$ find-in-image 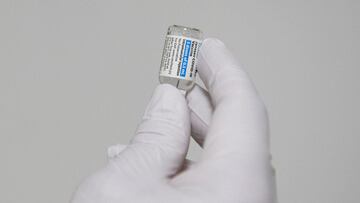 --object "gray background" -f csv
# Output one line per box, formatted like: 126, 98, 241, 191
1, 0, 359, 202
